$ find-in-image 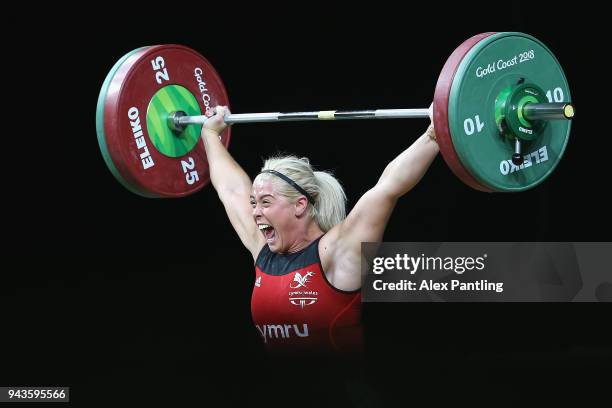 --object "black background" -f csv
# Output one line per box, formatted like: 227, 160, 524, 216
3, 1, 610, 406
